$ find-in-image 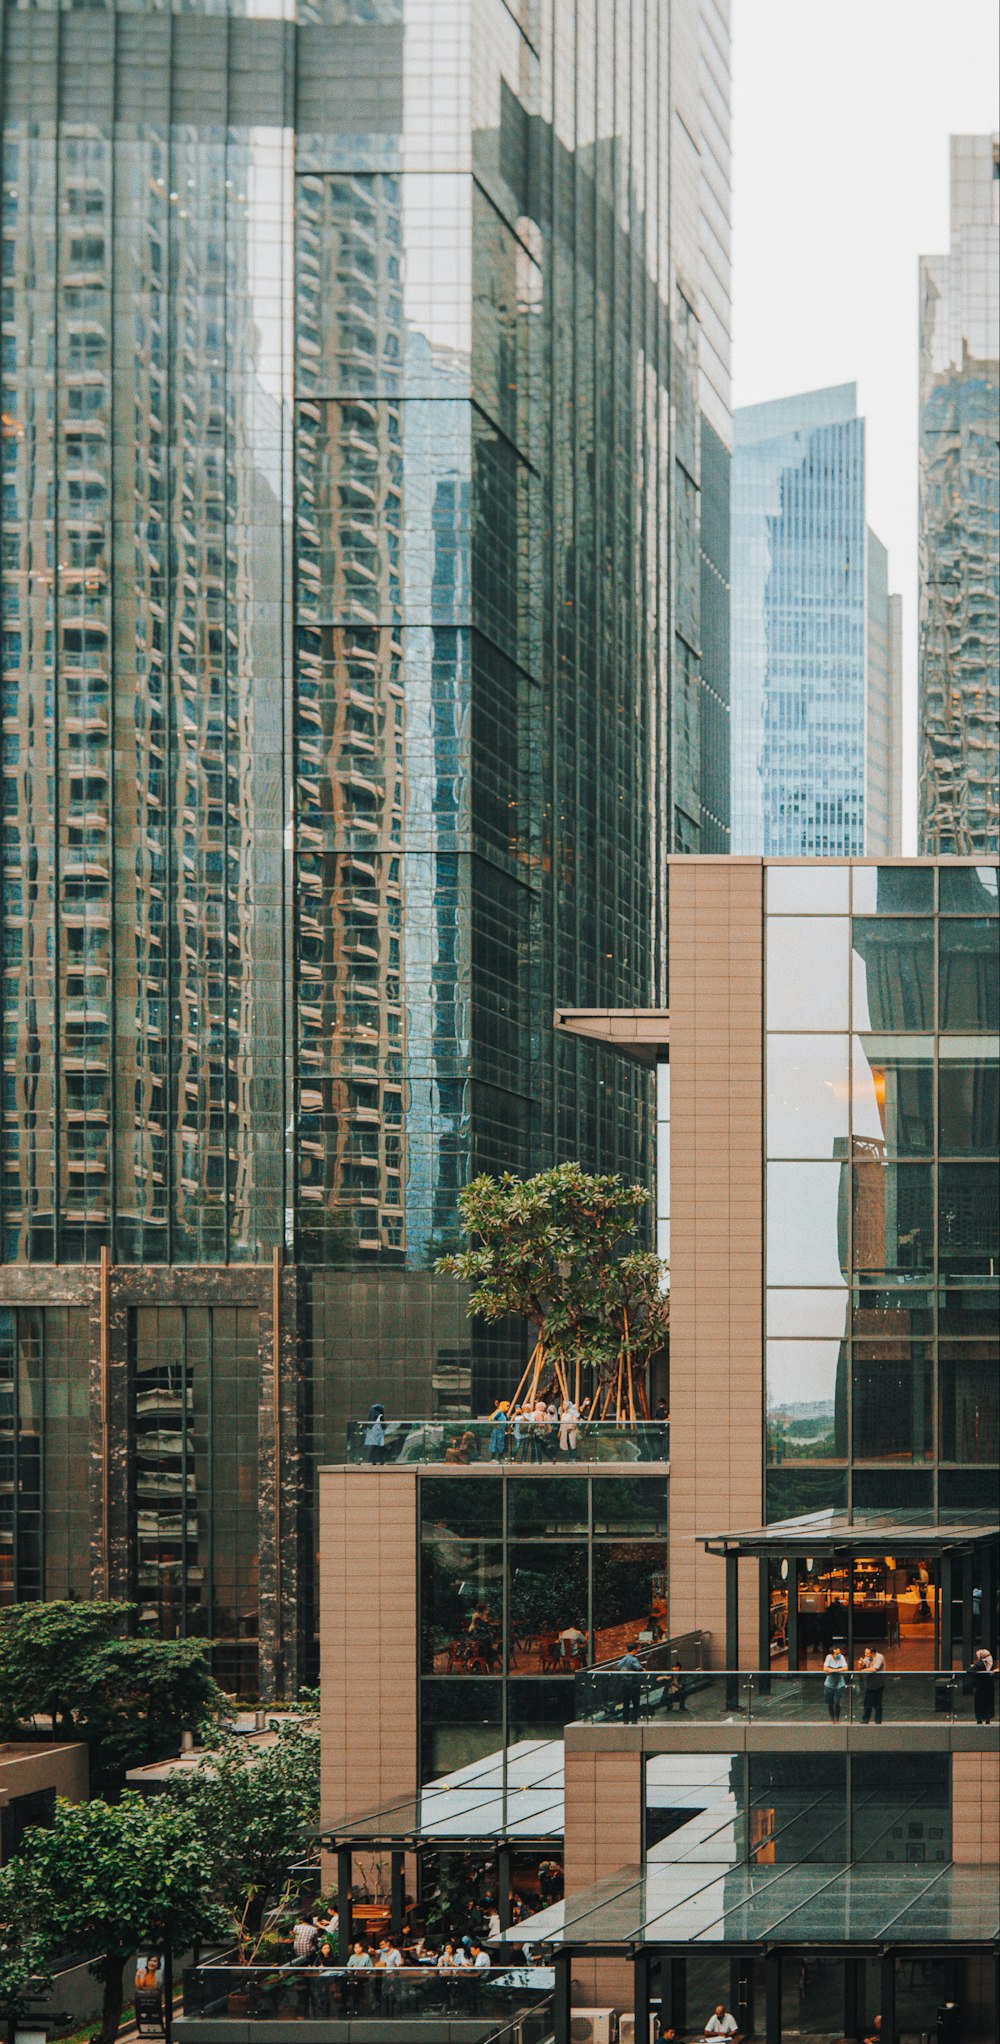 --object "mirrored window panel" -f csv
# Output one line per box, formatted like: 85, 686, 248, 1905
766, 1340, 846, 1462
852, 1343, 933, 1464
766, 1163, 846, 1287
766, 1035, 849, 1158
851, 866, 935, 914
938, 1046, 1000, 1155
938, 1346, 999, 1464
851, 1161, 934, 1279
852, 1036, 934, 1156
851, 919, 935, 1032
766, 919, 850, 1030
938, 919, 1000, 1032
